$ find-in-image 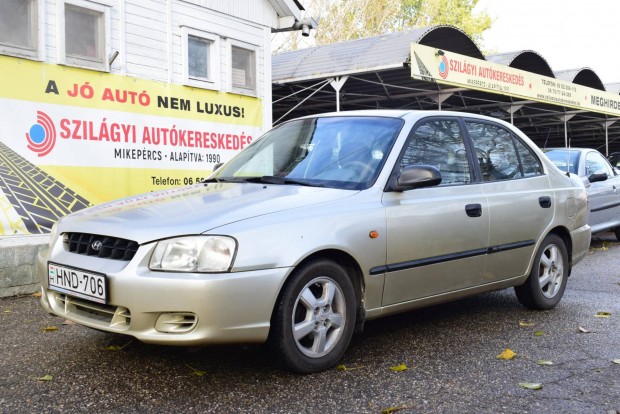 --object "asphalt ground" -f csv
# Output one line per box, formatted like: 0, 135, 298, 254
1, 234, 619, 414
